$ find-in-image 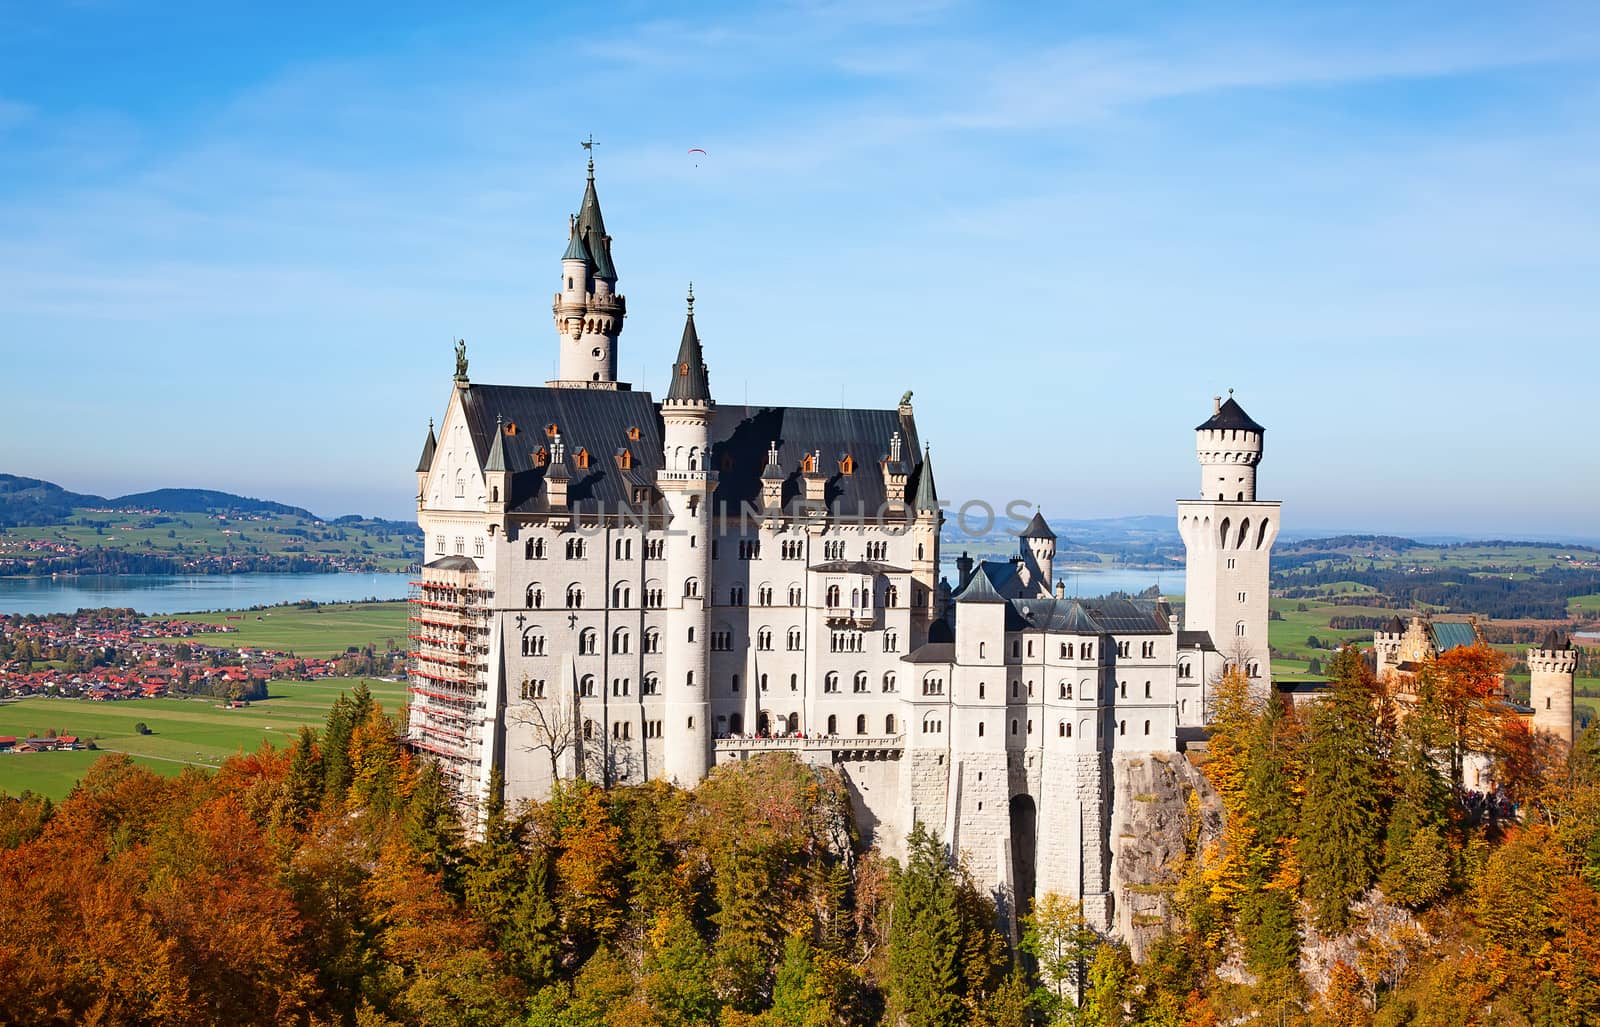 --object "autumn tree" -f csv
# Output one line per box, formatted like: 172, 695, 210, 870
1423, 642, 1510, 792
